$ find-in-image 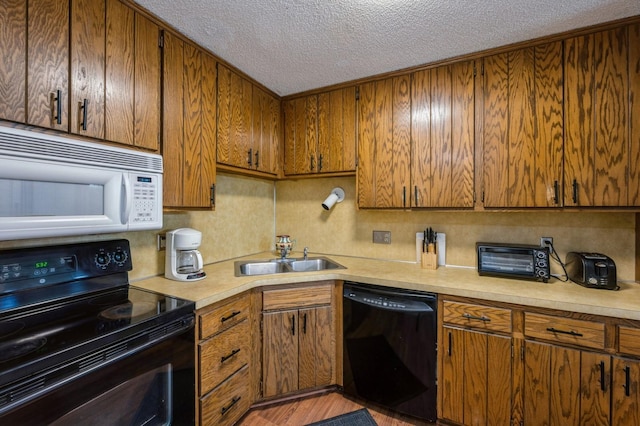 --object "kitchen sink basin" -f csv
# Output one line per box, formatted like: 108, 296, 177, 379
234, 256, 345, 276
